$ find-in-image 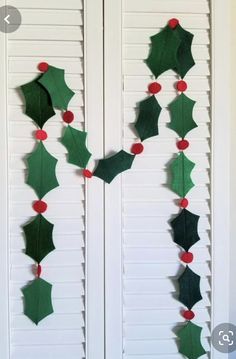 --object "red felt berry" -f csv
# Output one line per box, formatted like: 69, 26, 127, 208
168, 18, 179, 29
38, 62, 49, 72
182, 310, 195, 320
33, 200, 47, 213
35, 129, 48, 141
176, 80, 188, 92
148, 82, 162, 94
181, 252, 194, 264
63, 111, 74, 124
131, 143, 144, 155
37, 264, 42, 277
180, 198, 189, 208
83, 169, 93, 178
177, 139, 189, 150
